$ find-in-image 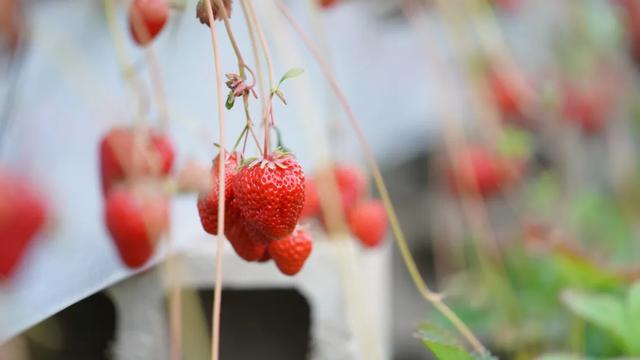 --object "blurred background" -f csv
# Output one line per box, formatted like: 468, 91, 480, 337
1, 0, 640, 359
